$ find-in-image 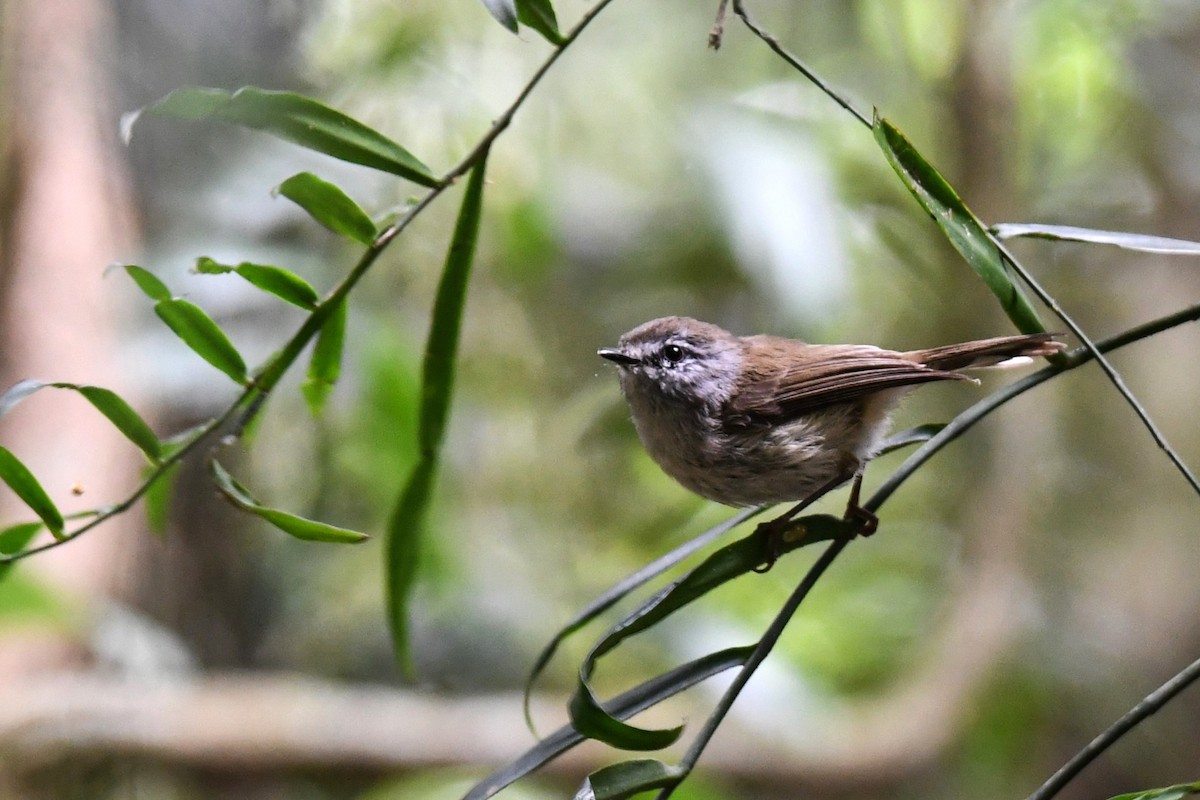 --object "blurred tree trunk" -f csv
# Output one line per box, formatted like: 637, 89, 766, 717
0, 0, 140, 665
